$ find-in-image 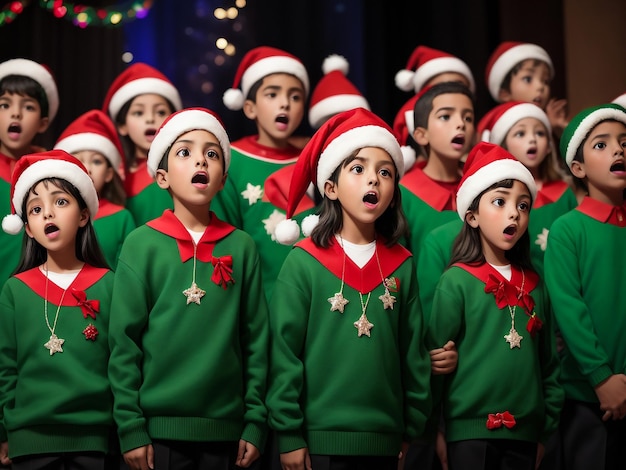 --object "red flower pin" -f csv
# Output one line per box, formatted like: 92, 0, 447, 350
83, 324, 99, 341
